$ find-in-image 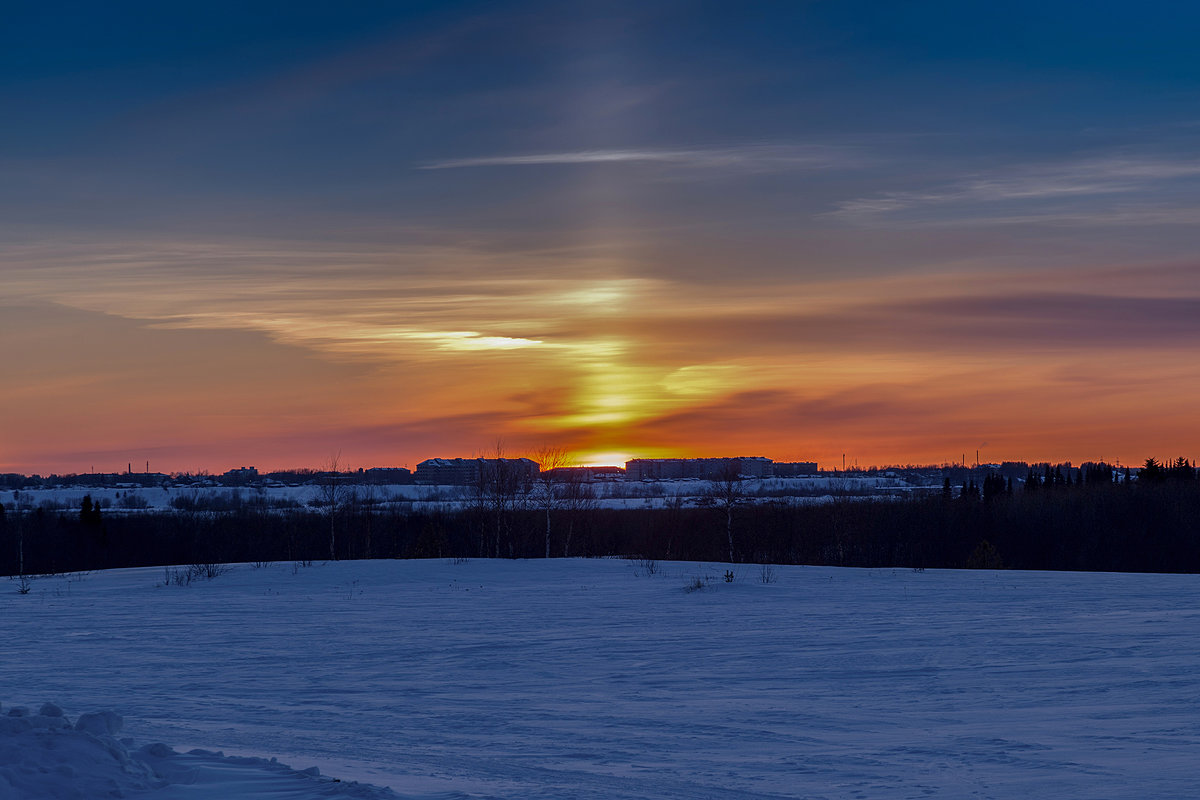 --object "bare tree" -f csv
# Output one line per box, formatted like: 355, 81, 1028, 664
472, 442, 532, 558
560, 470, 596, 558
16, 505, 25, 588
319, 453, 352, 560
358, 481, 378, 559
532, 446, 571, 558
702, 460, 747, 563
